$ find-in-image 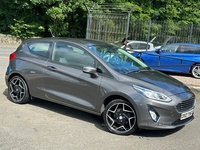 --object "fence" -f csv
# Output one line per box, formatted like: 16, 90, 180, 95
129, 20, 200, 46
85, 3, 133, 45
85, 4, 200, 46
86, 13, 129, 43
